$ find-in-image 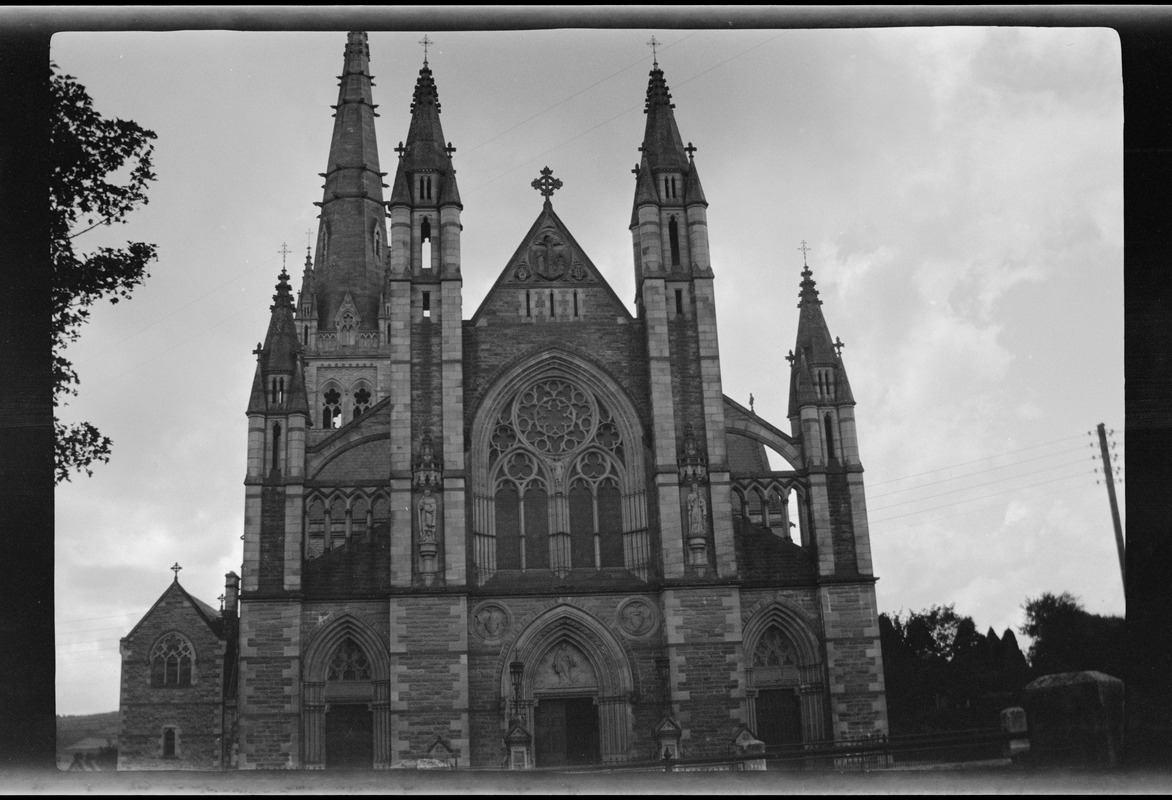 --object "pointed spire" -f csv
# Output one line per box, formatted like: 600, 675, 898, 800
639, 58, 689, 173
248, 265, 308, 416
788, 251, 854, 415
389, 48, 461, 209
312, 31, 389, 329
